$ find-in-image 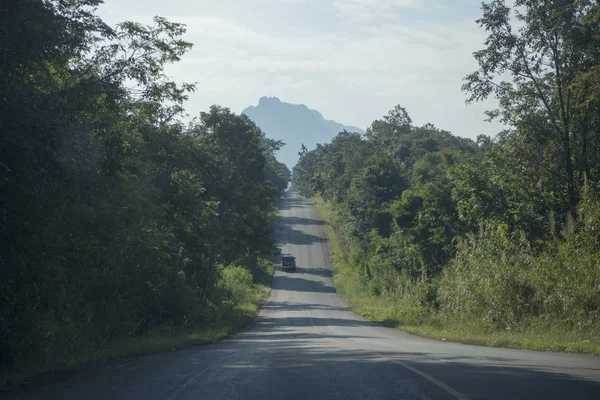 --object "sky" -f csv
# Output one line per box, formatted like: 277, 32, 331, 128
98, 0, 505, 141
